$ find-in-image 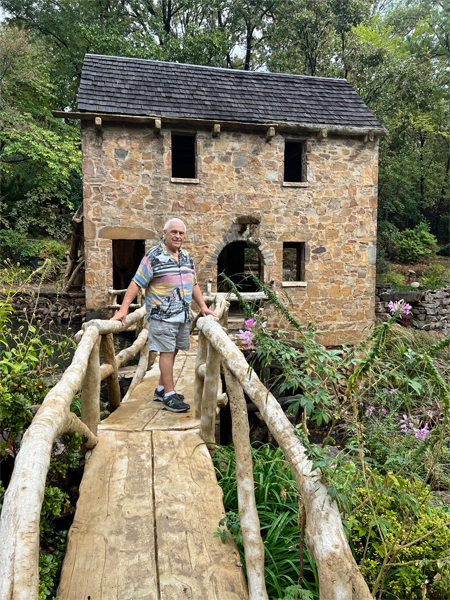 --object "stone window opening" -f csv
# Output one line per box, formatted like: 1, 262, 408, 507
284, 140, 307, 183
171, 133, 196, 179
283, 242, 305, 282
217, 241, 263, 322
113, 239, 145, 303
